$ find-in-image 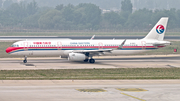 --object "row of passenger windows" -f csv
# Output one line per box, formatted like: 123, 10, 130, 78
29, 45, 120, 47
12, 44, 138, 47
28, 45, 120, 47
29, 45, 56, 47
105, 45, 118, 46
29, 45, 95, 47
124, 44, 138, 46
62, 45, 95, 46
105, 44, 138, 46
